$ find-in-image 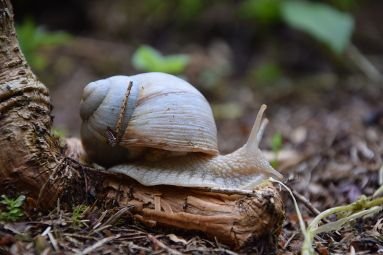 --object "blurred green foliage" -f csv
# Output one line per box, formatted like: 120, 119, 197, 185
0, 195, 25, 222
16, 19, 71, 71
240, 0, 281, 24
252, 62, 283, 86
330, 0, 357, 10
132, 45, 189, 74
281, 1, 354, 54
129, 0, 206, 25
271, 132, 283, 168
240, 0, 354, 54
176, 0, 204, 22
